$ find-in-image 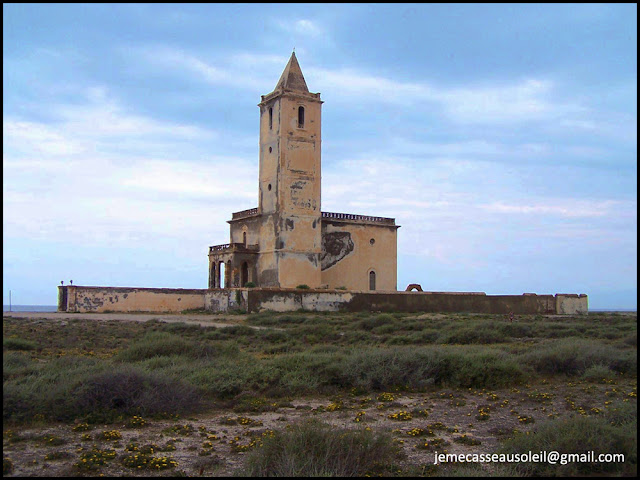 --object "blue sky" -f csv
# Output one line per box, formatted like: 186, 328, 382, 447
3, 3, 637, 309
